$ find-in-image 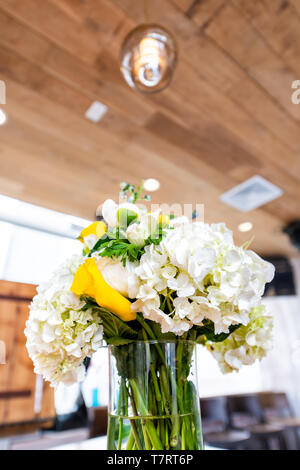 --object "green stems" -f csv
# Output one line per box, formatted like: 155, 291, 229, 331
129, 379, 163, 450
107, 336, 203, 450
